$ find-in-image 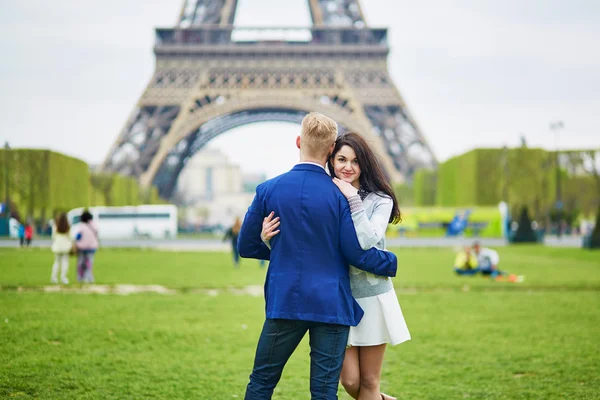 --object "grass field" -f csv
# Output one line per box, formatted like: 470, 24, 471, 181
2, 246, 599, 291
1, 247, 599, 399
